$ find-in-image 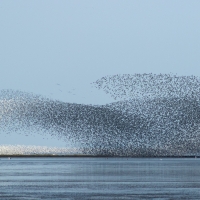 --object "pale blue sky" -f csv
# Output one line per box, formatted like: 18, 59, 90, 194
0, 0, 200, 104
